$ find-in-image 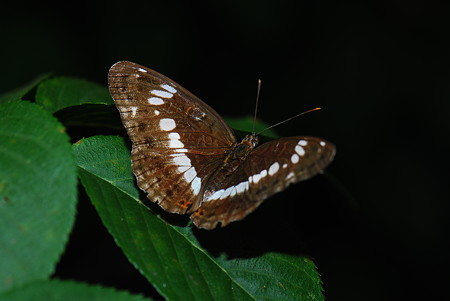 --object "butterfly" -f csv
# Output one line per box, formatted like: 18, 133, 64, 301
108, 61, 335, 230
